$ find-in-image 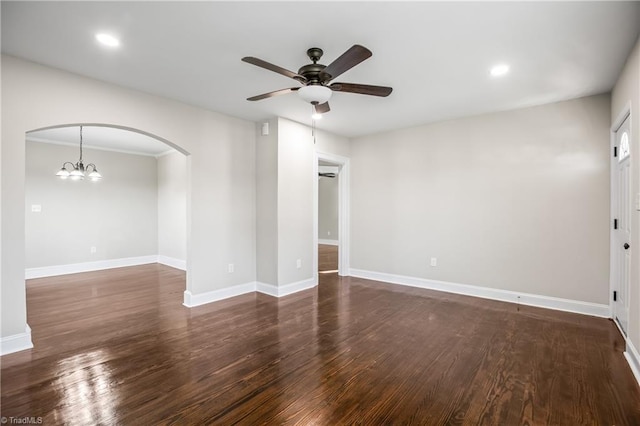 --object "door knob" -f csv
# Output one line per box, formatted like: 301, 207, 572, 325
624, 243, 630, 250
